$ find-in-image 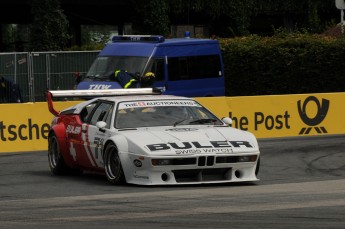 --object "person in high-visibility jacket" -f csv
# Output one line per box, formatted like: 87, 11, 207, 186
114, 70, 138, 88
114, 70, 155, 88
